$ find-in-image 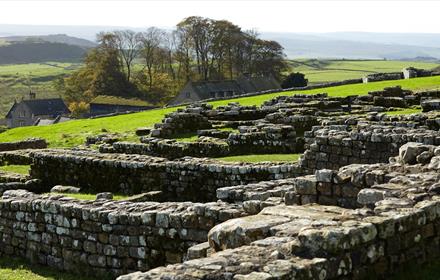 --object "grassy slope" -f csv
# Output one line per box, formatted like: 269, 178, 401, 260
0, 62, 79, 117
0, 257, 100, 280
0, 165, 30, 175
217, 154, 301, 163
211, 75, 440, 107
290, 59, 439, 83
46, 193, 129, 200
1, 75, 439, 147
